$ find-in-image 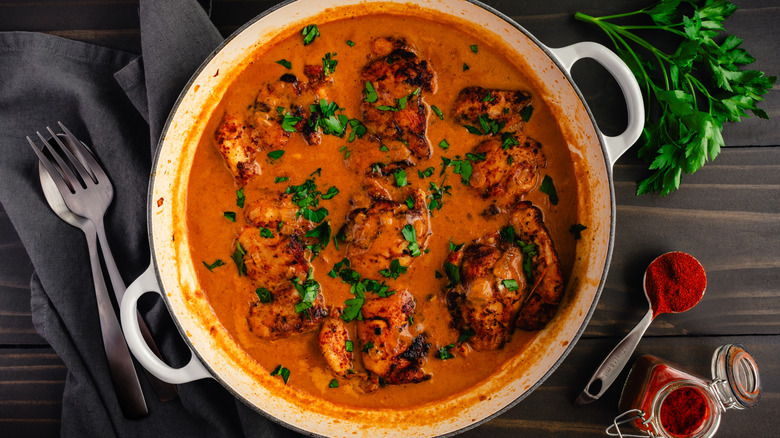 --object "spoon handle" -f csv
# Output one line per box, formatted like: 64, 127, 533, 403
83, 222, 148, 418
574, 307, 654, 406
